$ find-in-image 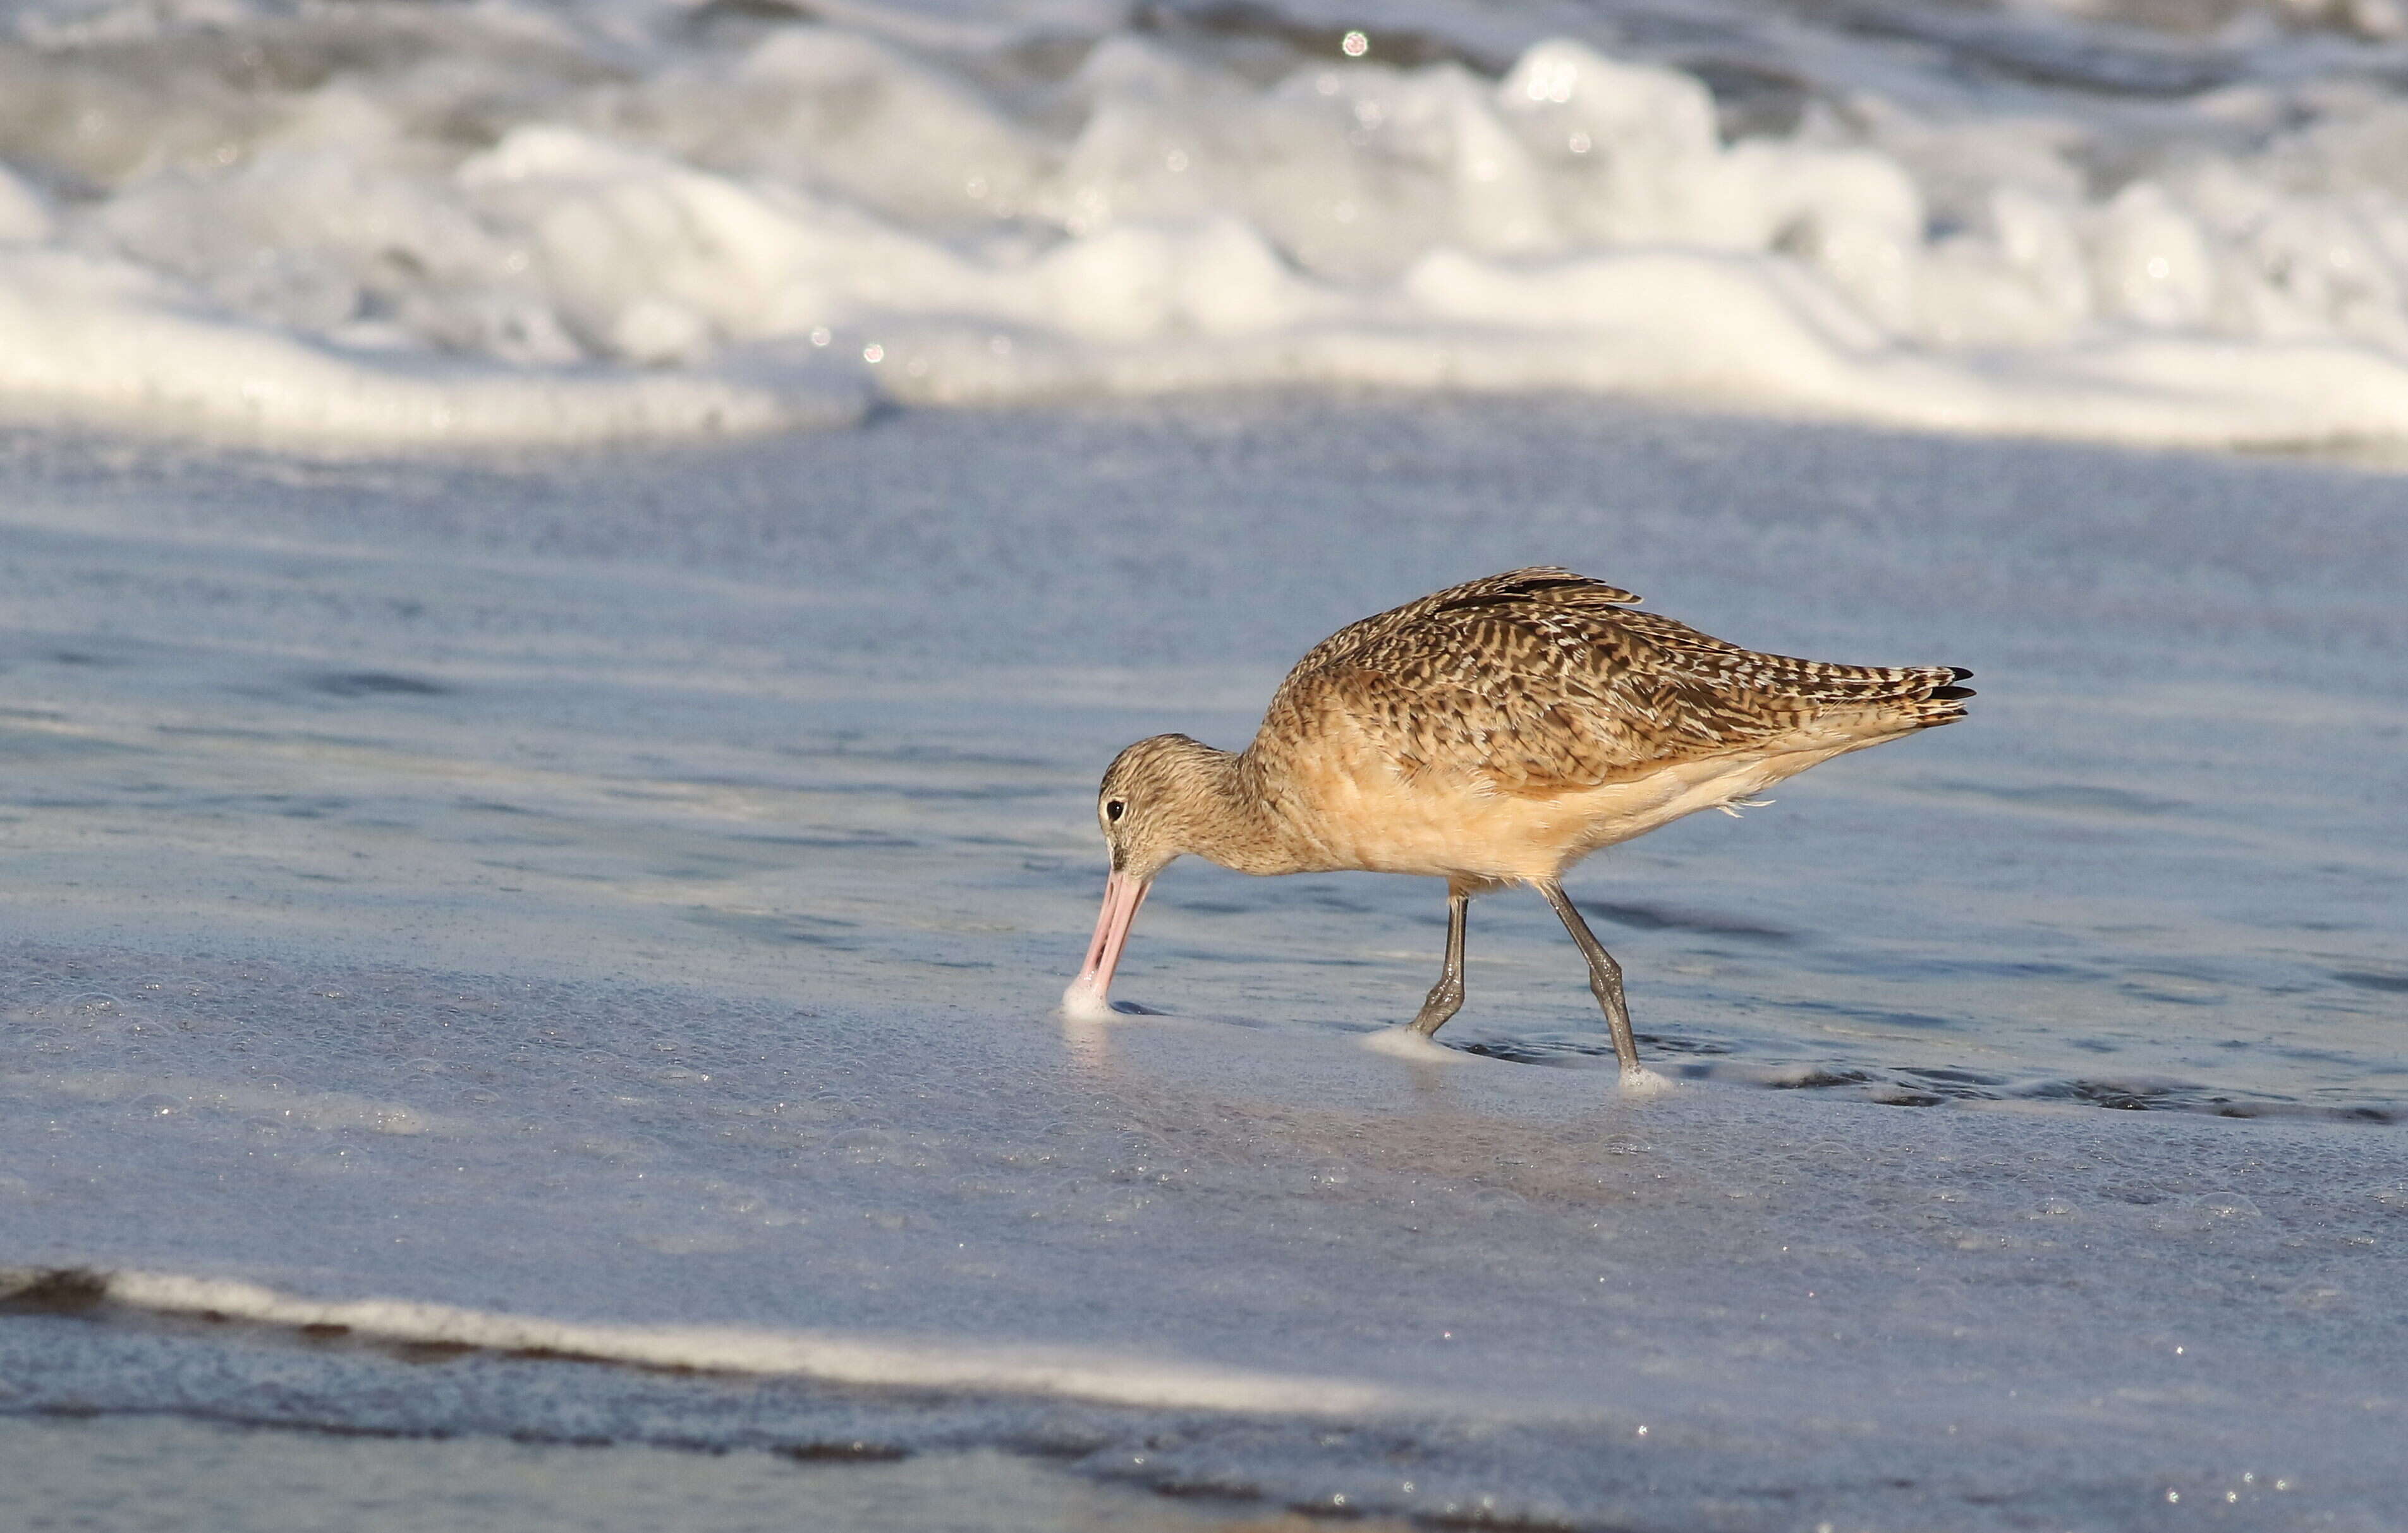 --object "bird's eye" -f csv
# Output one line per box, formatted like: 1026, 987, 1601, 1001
1105, 799, 1126, 822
